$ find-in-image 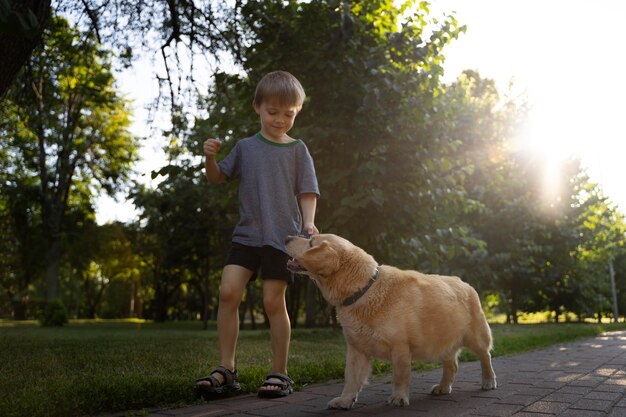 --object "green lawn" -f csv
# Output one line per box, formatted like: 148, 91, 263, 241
1, 320, 625, 417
